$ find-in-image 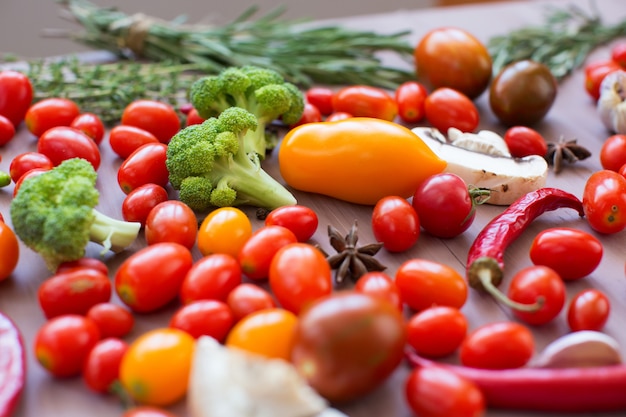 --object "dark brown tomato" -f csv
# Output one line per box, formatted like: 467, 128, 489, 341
489, 60, 558, 126
291, 291, 407, 403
